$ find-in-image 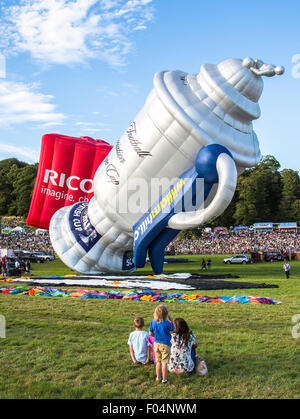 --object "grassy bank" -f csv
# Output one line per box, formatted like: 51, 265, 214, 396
0, 255, 300, 399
